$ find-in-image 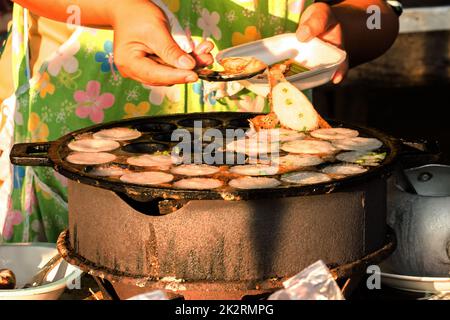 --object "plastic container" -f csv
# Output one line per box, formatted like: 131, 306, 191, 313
0, 243, 82, 300
216, 33, 347, 90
